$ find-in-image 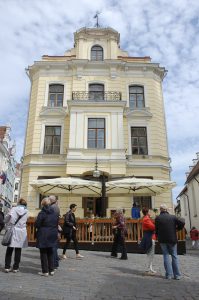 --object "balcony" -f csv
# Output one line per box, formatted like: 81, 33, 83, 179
72, 91, 121, 102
